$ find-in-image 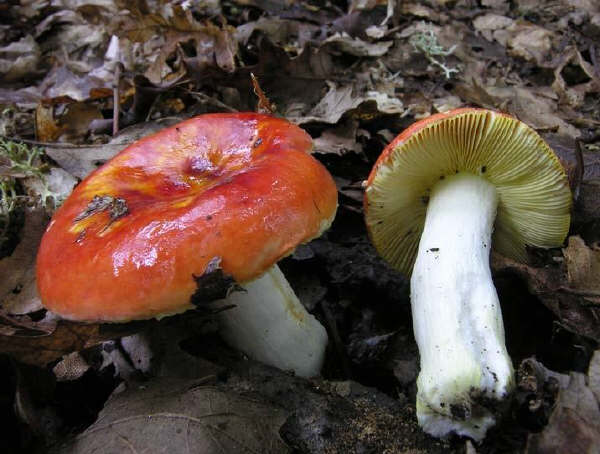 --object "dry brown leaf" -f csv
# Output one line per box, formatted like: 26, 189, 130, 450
118, 3, 237, 84
35, 104, 62, 142
322, 32, 393, 57
526, 372, 600, 453
473, 13, 514, 42
59, 102, 104, 141
235, 17, 318, 51
56, 378, 290, 454
288, 82, 404, 125
288, 82, 363, 124
40, 66, 108, 102
313, 119, 362, 155
44, 143, 124, 180
563, 236, 600, 301
0, 315, 176, 367
0, 320, 102, 366
506, 23, 553, 65
492, 252, 600, 342
45, 117, 182, 179
0, 208, 47, 315
587, 350, 600, 402
0, 35, 41, 82
552, 46, 600, 109
456, 81, 581, 138
349, 0, 388, 11
482, 0, 509, 9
